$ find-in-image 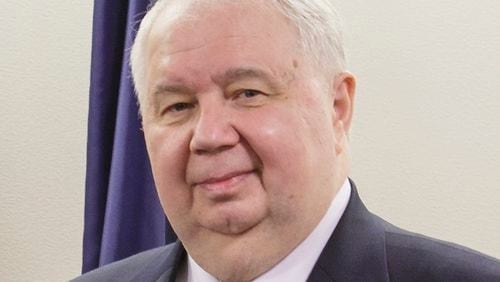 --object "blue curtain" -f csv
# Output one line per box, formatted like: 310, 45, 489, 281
83, 0, 176, 274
